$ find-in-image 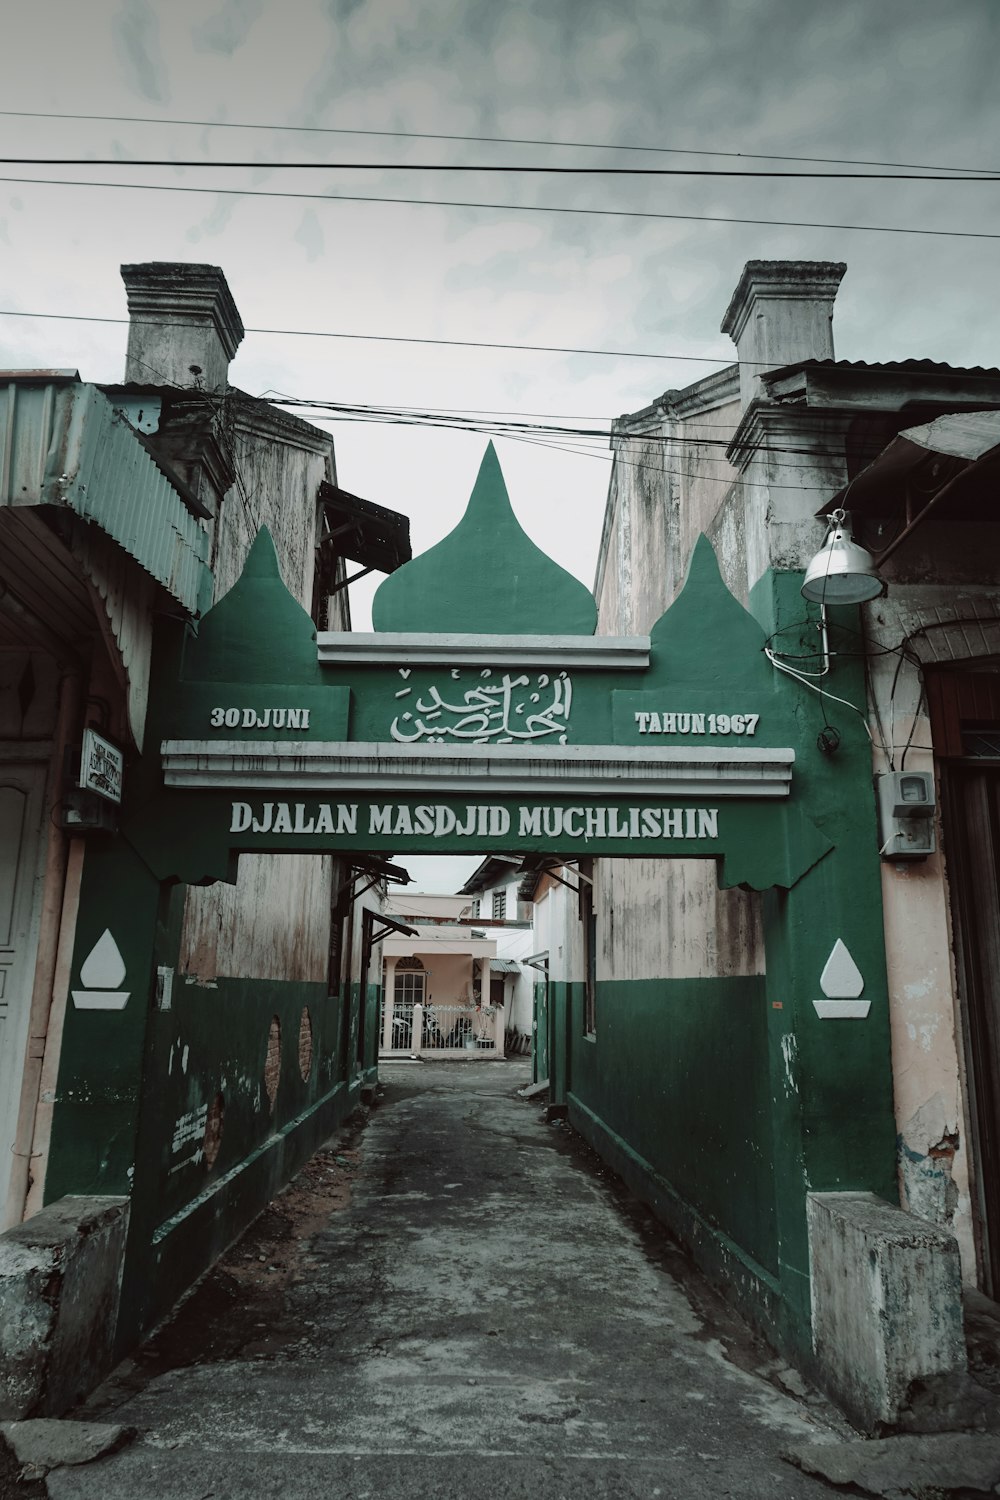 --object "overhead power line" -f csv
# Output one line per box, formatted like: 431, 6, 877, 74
1, 174, 996, 240
4, 308, 1000, 385
0, 108, 993, 176
0, 157, 994, 181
